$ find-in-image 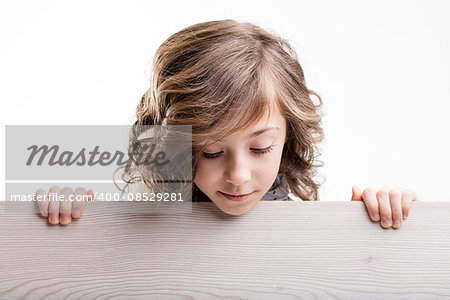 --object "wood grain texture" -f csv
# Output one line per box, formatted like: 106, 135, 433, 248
0, 200, 449, 300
